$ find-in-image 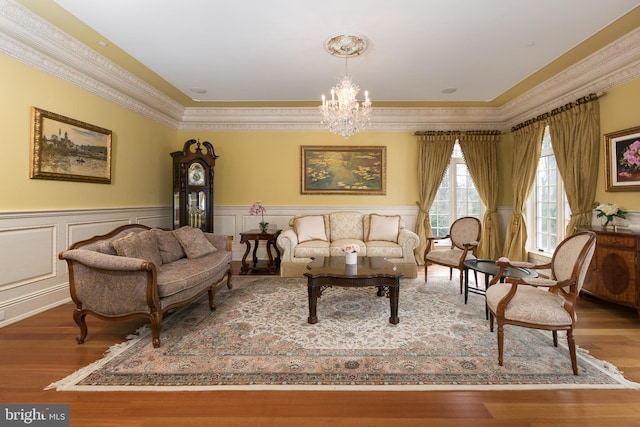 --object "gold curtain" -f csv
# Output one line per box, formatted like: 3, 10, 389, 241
549, 99, 600, 236
503, 122, 545, 260
459, 131, 503, 259
415, 133, 456, 265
